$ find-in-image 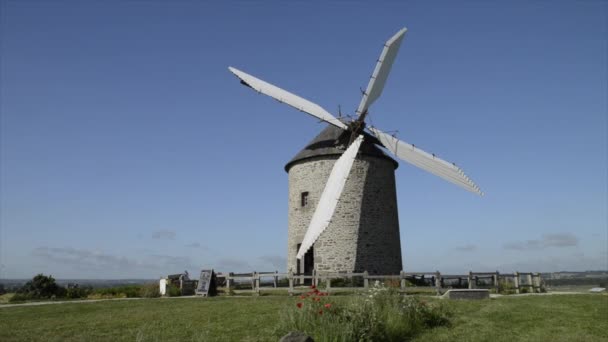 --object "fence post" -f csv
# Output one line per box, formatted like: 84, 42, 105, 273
468, 271, 473, 289
363, 271, 369, 289
526, 273, 533, 293
435, 271, 442, 295
533, 273, 541, 293
288, 270, 294, 296
226, 273, 232, 292
273, 270, 278, 288
400, 270, 406, 290
326, 273, 331, 291
254, 272, 260, 295
494, 271, 499, 293
514, 272, 520, 294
